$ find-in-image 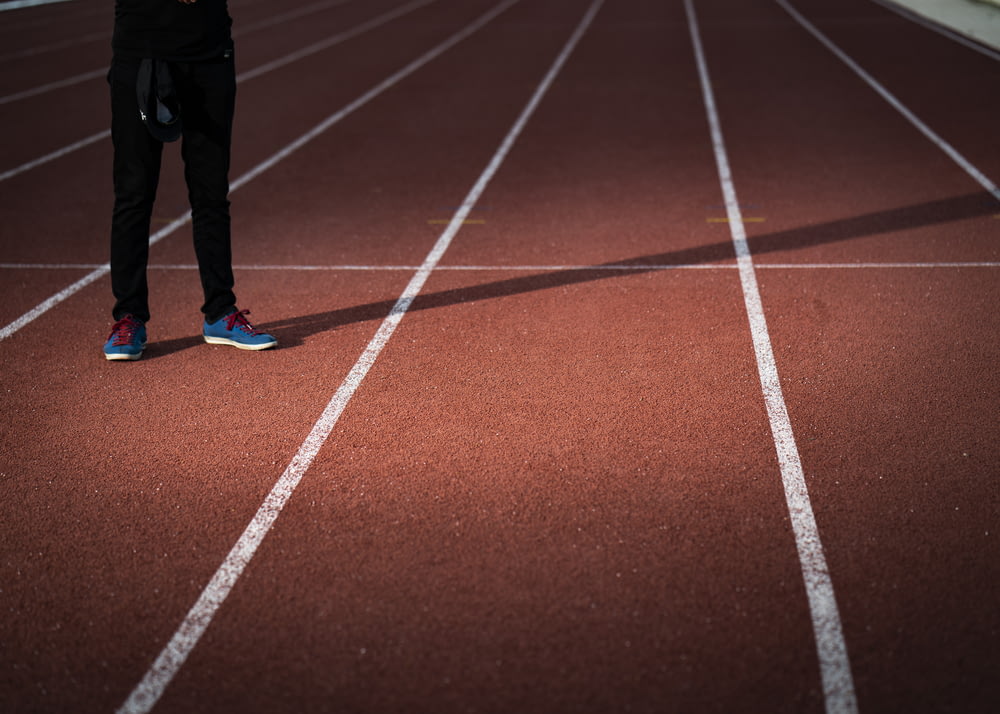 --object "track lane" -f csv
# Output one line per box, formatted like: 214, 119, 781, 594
0, 23, 108, 99
1, 0, 997, 712
786, 0, 1000, 182
696, 0, 1000, 711
1, 1, 597, 711
0, 0, 438, 175
697, 2, 997, 268
763, 267, 1000, 713
163, 270, 823, 714
148, 0, 833, 711
0, 0, 512, 339
775, 0, 999, 203
0, 0, 104, 50
0, 268, 404, 714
